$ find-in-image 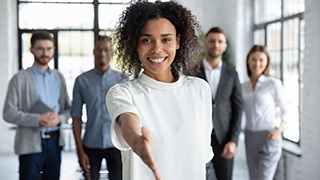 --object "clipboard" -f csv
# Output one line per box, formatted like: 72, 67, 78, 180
30, 101, 52, 114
